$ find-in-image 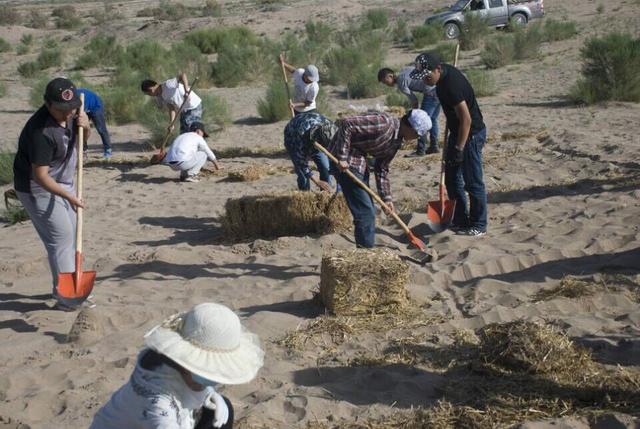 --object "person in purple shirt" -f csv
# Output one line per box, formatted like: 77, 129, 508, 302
77, 88, 113, 158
